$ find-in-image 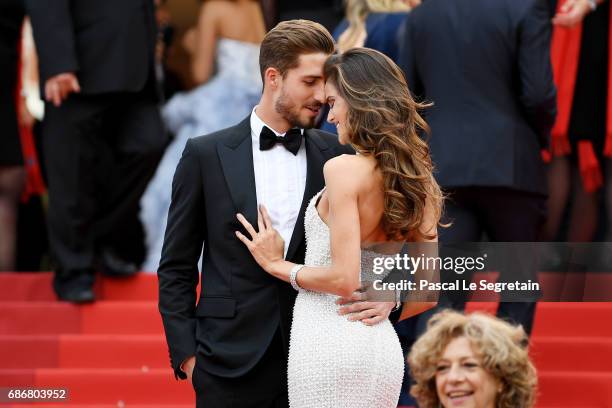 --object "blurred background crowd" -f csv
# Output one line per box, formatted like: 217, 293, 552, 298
3, 0, 609, 283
